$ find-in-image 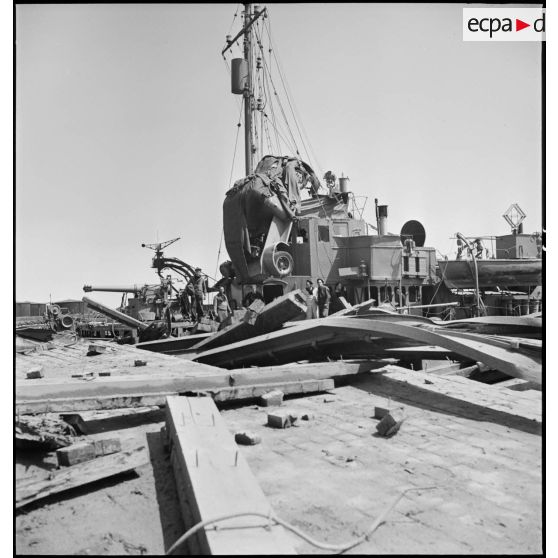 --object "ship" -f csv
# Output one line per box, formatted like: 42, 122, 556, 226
216, 5, 440, 315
